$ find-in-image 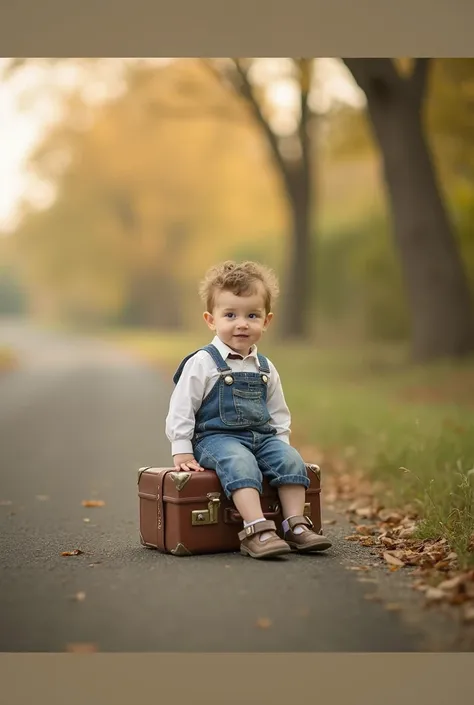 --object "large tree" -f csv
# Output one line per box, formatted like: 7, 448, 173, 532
342, 58, 474, 361
204, 59, 316, 339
